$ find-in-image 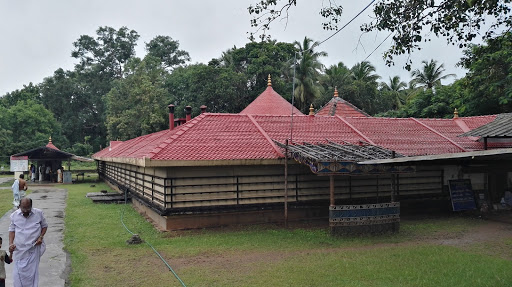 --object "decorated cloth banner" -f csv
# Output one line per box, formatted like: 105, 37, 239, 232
329, 202, 400, 227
